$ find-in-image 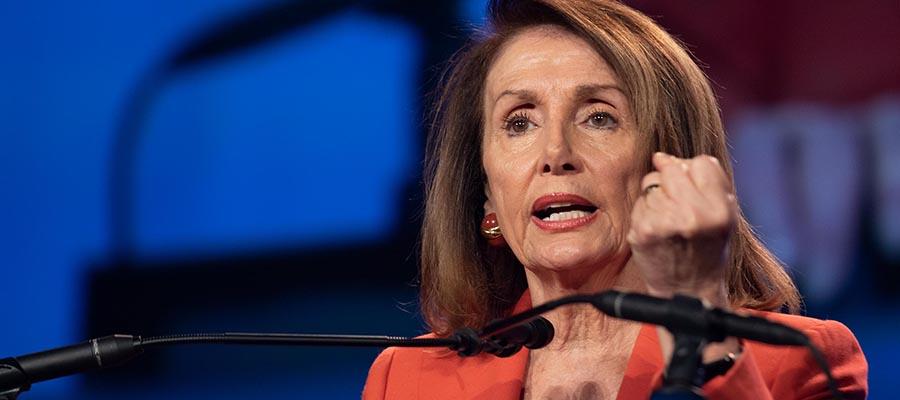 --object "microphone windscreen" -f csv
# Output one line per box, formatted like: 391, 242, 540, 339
523, 317, 554, 349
